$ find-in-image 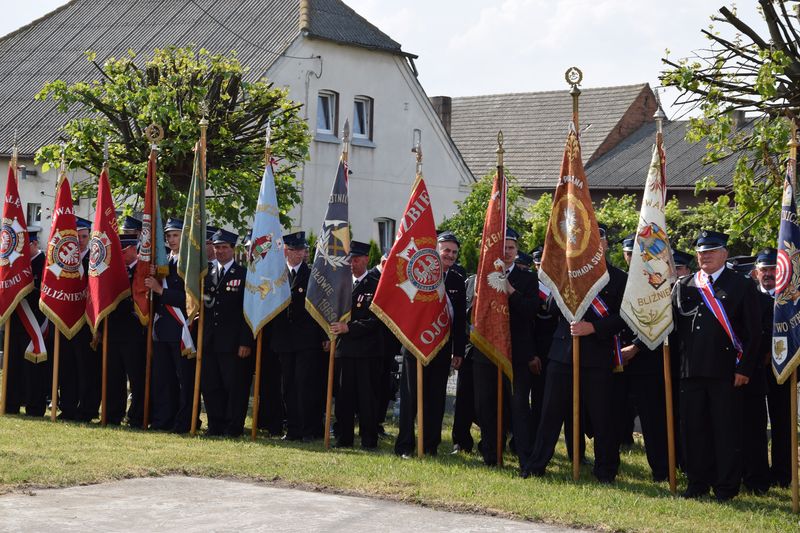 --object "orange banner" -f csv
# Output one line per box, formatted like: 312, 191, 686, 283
470, 165, 512, 379
539, 126, 608, 322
